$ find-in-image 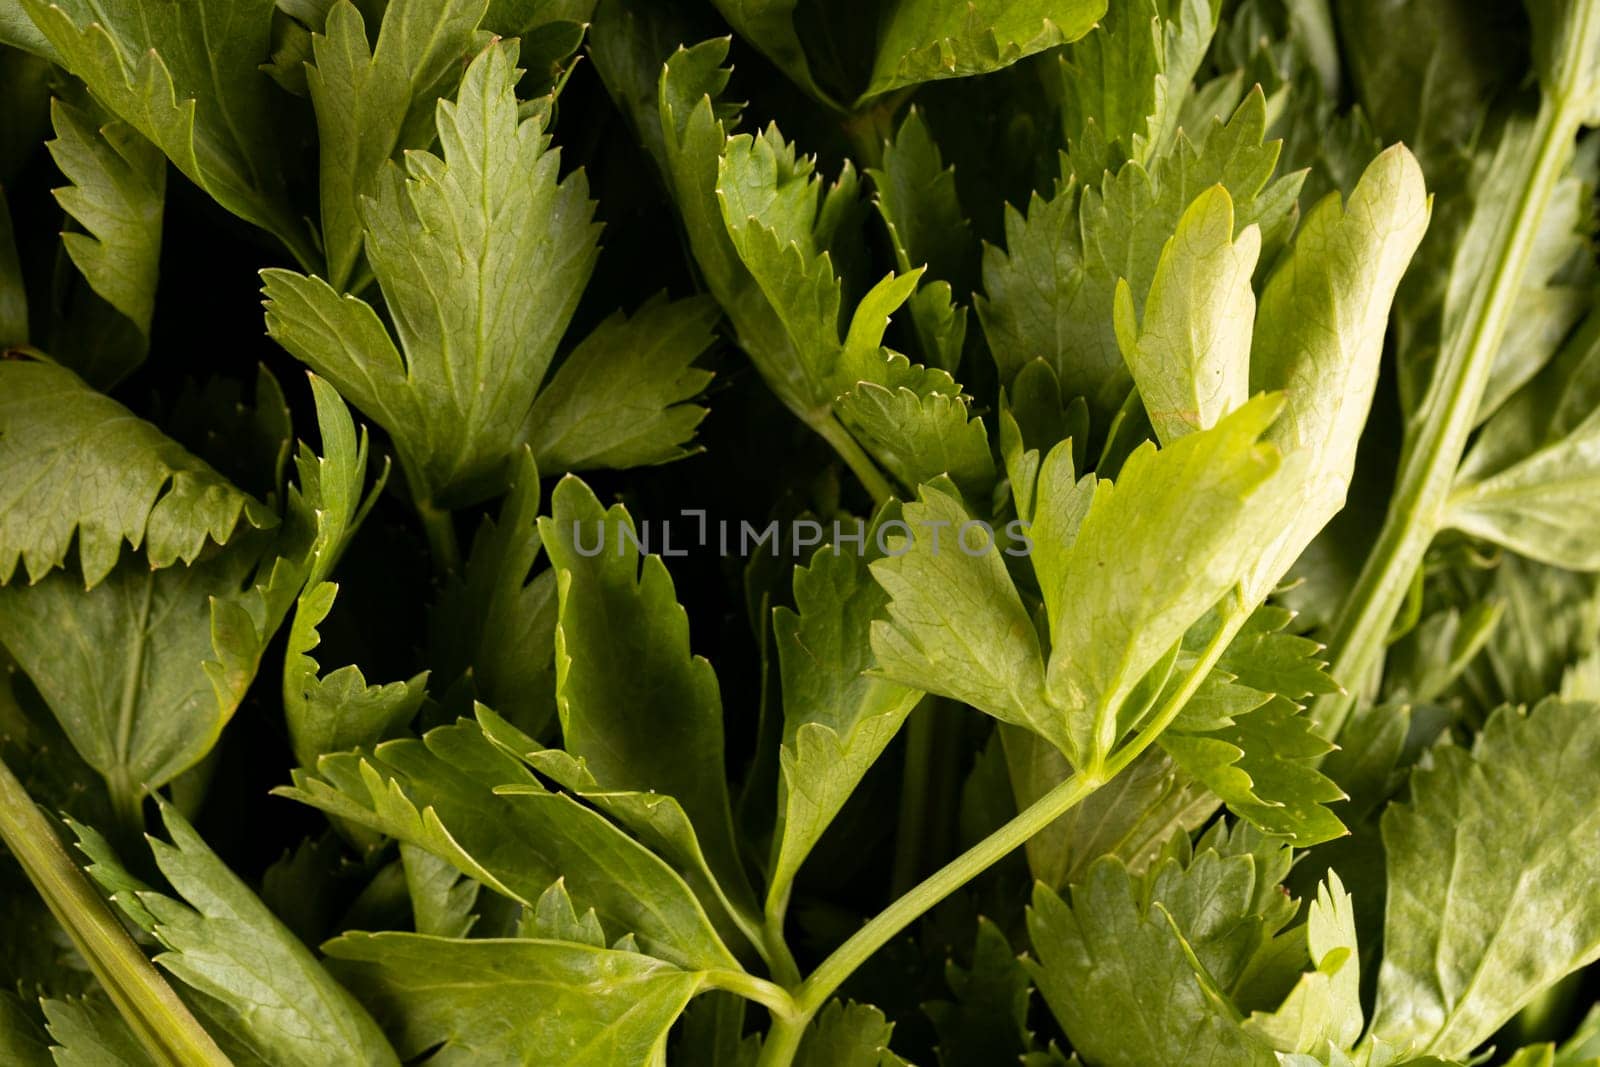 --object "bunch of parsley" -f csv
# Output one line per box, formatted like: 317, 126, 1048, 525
4, 0, 1600, 1063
